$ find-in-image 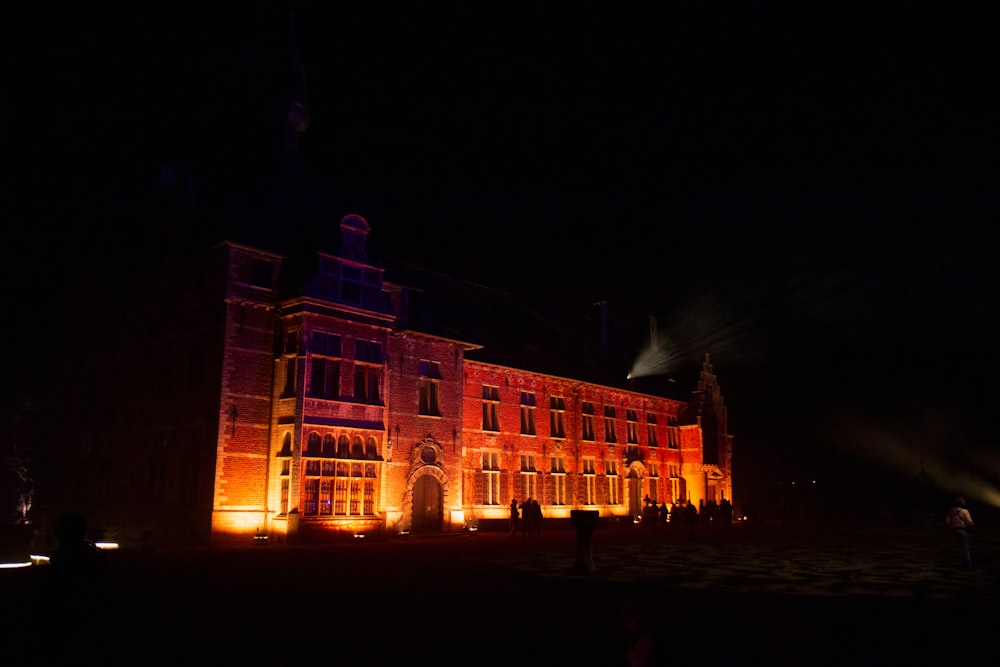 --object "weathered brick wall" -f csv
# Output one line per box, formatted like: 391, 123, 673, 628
384, 332, 466, 525
215, 246, 281, 514
461, 360, 706, 516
